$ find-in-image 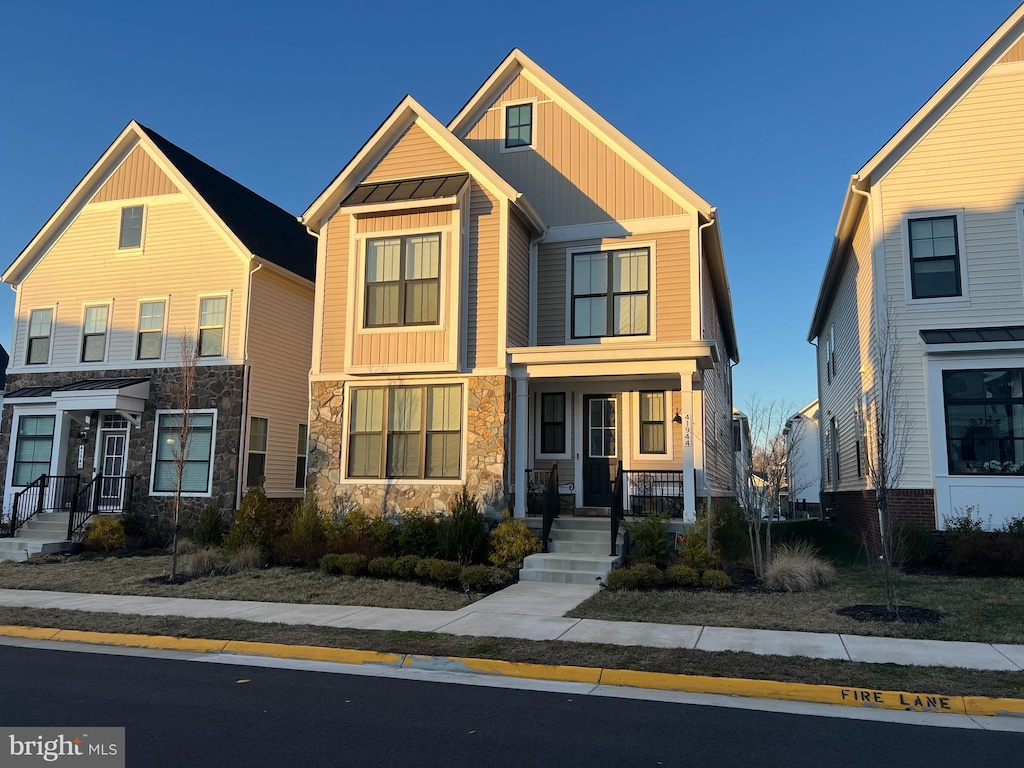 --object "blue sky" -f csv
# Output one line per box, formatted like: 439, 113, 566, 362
1, 0, 1019, 413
